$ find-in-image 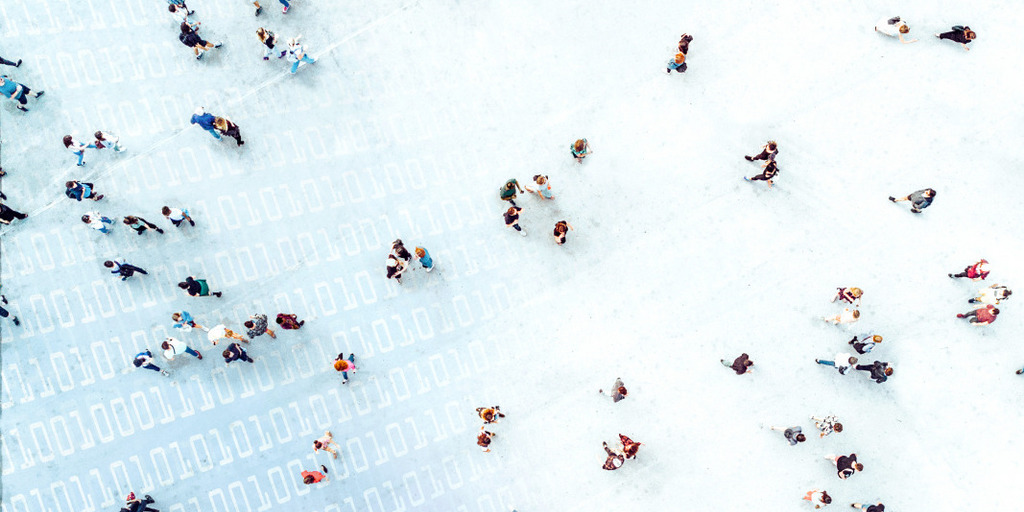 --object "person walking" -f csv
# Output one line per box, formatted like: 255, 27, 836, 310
250, 1, 263, 16
957, 305, 999, 325
63, 136, 96, 167
504, 206, 526, 236
244, 313, 277, 340
213, 116, 244, 146
301, 466, 329, 484
618, 434, 641, 459
391, 239, 413, 263
769, 425, 806, 445
256, 28, 286, 60
123, 492, 159, 512
161, 337, 203, 361
811, 415, 842, 438
208, 324, 247, 345
601, 441, 624, 470
850, 502, 885, 512
745, 140, 778, 163
0, 75, 43, 112
168, 3, 193, 24
936, 25, 976, 51
666, 51, 687, 73
826, 453, 862, 479
854, 361, 893, 383
599, 377, 628, 402
123, 215, 164, 235
275, 313, 304, 330
312, 431, 339, 459
133, 350, 169, 376
571, 138, 592, 163
386, 253, 407, 283
476, 406, 505, 424
478, 429, 496, 453
178, 276, 222, 297
970, 284, 1011, 305
0, 295, 20, 326
333, 353, 357, 383
721, 353, 753, 375
82, 212, 114, 233
874, 16, 917, 43
172, 311, 206, 331
65, 181, 103, 201
179, 22, 222, 59
0, 201, 28, 226
889, 188, 936, 213
162, 206, 195, 227
222, 342, 255, 365
848, 334, 883, 355
553, 220, 574, 245
949, 259, 990, 281
190, 107, 220, 139
831, 287, 863, 306
824, 308, 859, 325
802, 489, 832, 509
499, 178, 524, 206
525, 174, 554, 199
745, 160, 780, 187
286, 36, 316, 74
414, 246, 434, 272
815, 353, 858, 375
93, 131, 126, 152
103, 259, 149, 281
